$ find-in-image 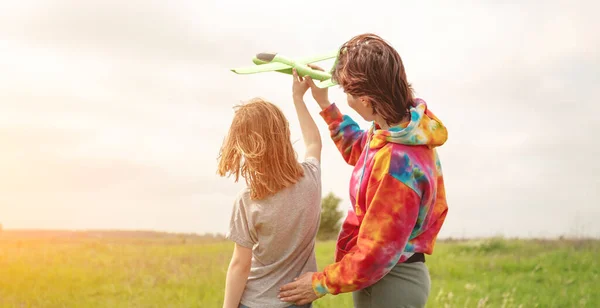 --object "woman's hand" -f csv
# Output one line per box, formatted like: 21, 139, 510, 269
305, 64, 330, 108
278, 272, 319, 305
